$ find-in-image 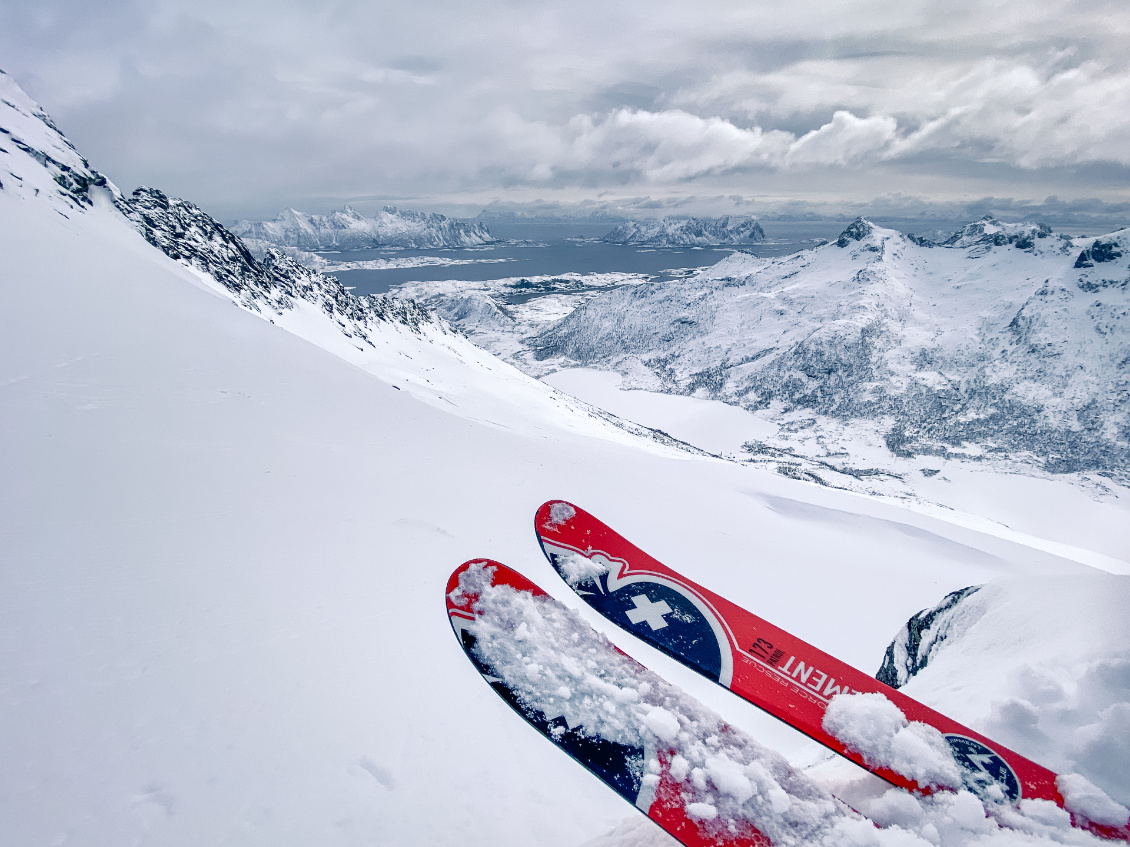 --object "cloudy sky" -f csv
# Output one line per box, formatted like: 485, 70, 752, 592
3, 0, 1129, 222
